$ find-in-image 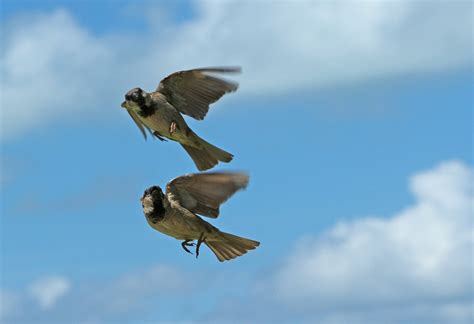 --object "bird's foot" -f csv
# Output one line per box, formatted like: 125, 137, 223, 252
181, 240, 195, 254
153, 131, 167, 142
169, 121, 179, 135
196, 233, 206, 259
